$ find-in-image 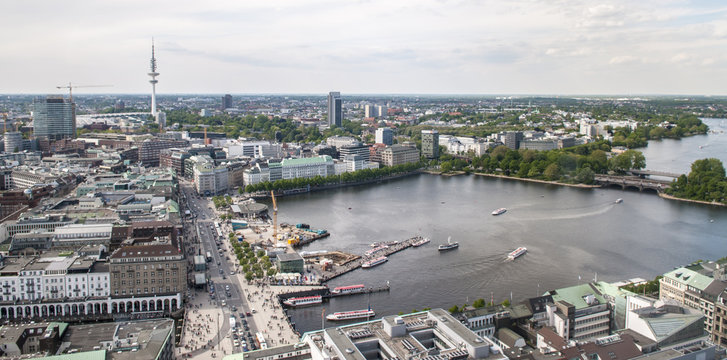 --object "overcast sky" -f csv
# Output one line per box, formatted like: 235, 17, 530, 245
2, 0, 726, 95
